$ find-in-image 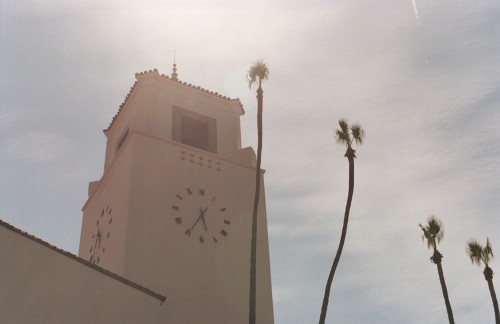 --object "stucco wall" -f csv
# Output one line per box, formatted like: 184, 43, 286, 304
79, 128, 134, 275
0, 223, 164, 324
122, 132, 274, 324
